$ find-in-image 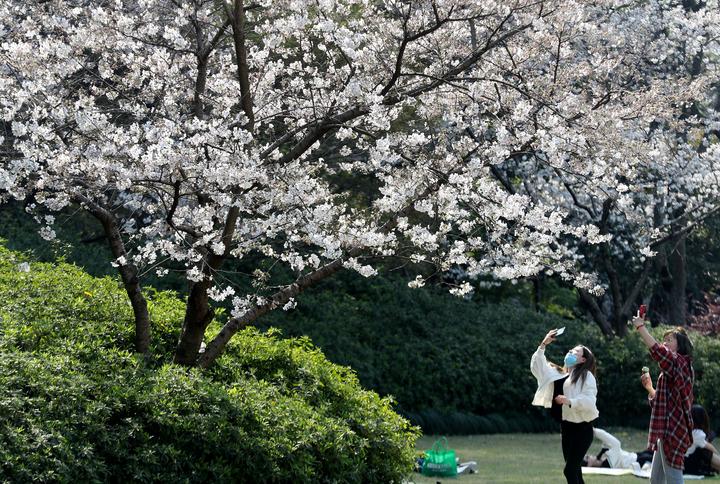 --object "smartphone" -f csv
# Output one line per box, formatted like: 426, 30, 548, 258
639, 304, 647, 318
555, 327, 566, 336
